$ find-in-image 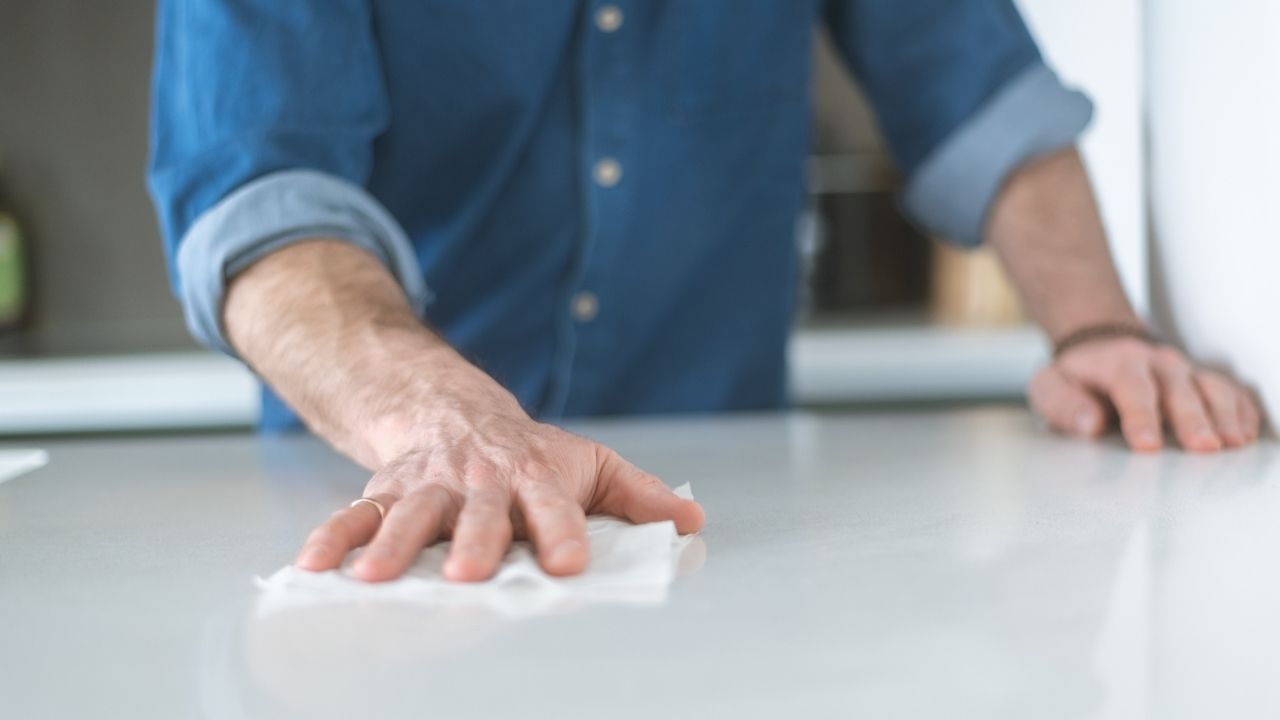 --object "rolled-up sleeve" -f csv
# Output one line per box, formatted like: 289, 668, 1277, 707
146, 0, 428, 355
825, 0, 1094, 247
